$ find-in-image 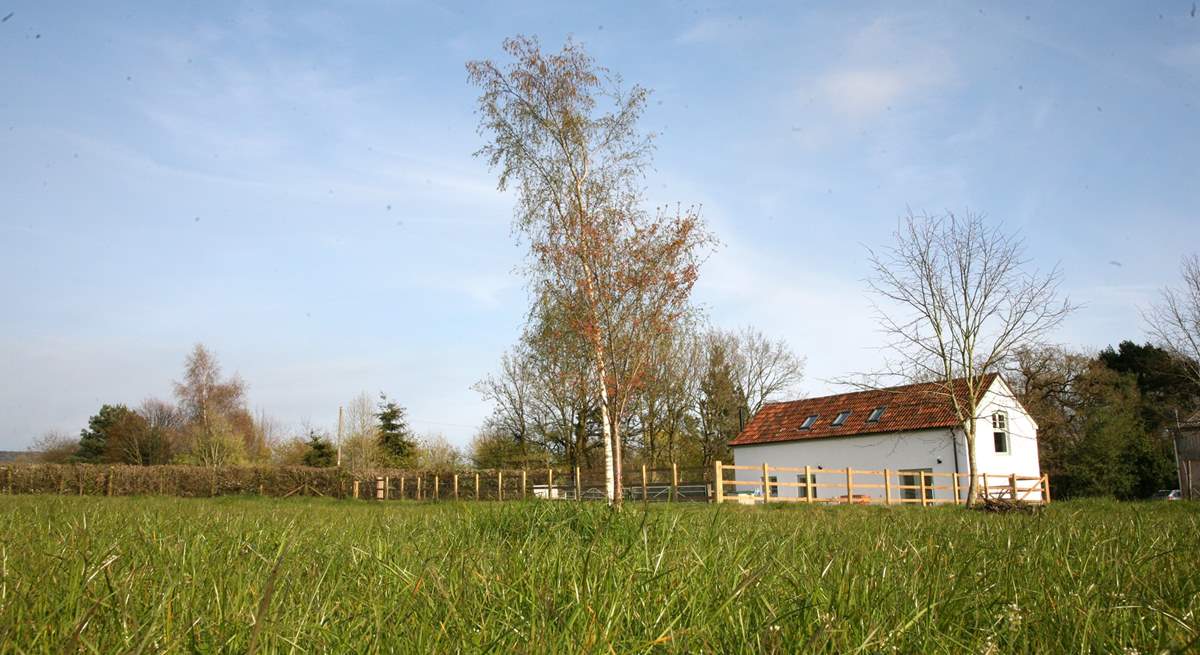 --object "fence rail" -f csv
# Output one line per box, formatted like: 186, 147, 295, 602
0, 462, 1050, 507
0, 463, 714, 503
712, 460, 1050, 506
